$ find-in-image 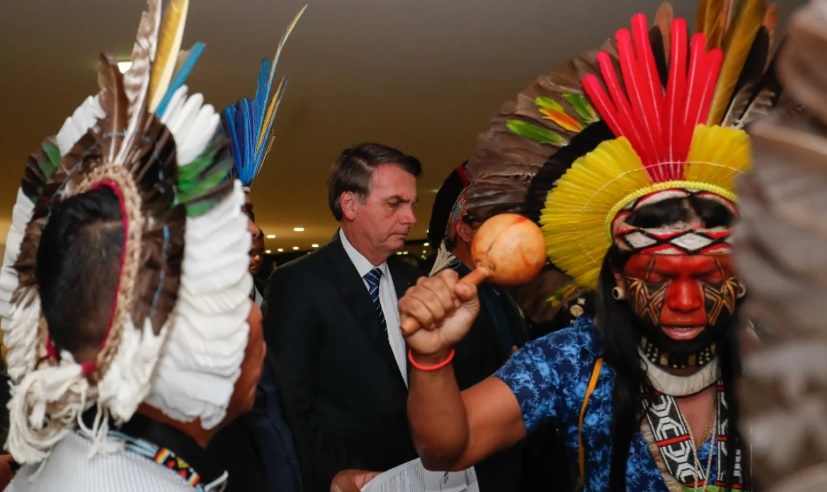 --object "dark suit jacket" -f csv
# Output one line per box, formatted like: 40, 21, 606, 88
263, 235, 423, 492
450, 263, 527, 391
207, 351, 304, 492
